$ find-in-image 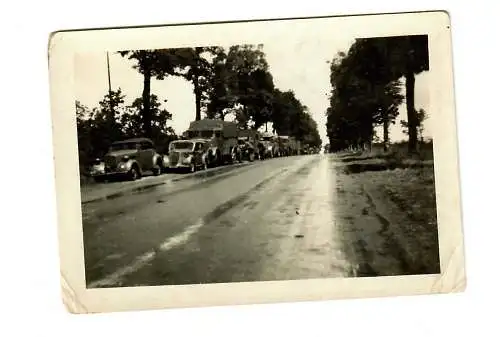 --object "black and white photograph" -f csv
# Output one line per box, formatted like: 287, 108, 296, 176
48, 11, 465, 313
